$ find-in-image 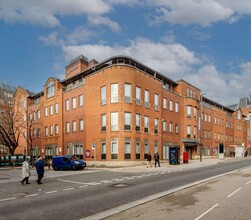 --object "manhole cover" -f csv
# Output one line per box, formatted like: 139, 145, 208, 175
113, 183, 128, 188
